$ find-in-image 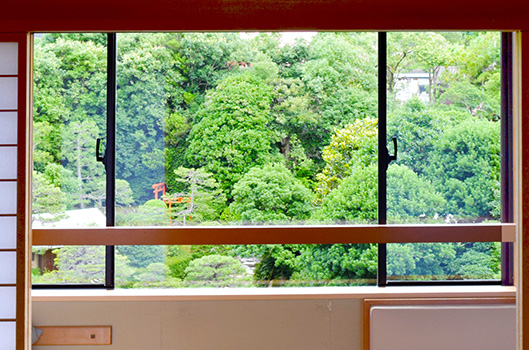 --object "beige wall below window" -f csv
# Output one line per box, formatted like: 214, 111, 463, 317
32, 299, 364, 350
